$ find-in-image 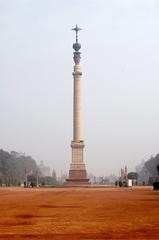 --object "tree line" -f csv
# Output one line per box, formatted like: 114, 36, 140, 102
136, 154, 159, 185
0, 149, 57, 186
0, 149, 37, 186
